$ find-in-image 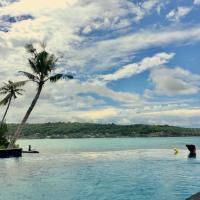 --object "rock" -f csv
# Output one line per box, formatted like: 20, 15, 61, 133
186, 192, 200, 200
